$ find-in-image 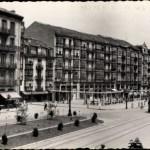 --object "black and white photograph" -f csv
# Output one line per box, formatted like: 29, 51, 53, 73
0, 1, 149, 149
